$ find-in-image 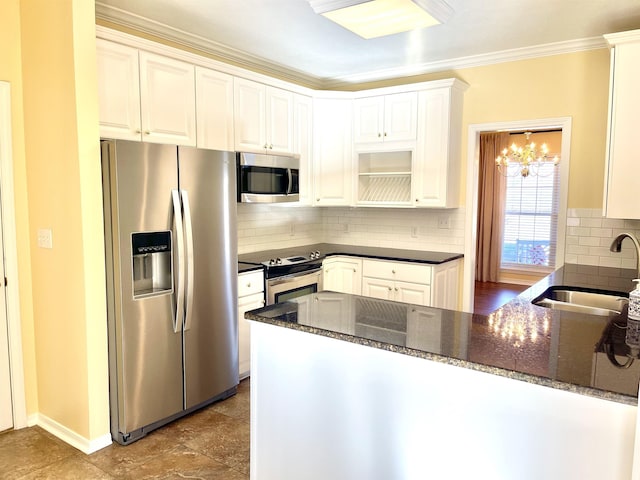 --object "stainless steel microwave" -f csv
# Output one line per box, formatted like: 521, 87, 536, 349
237, 152, 300, 203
